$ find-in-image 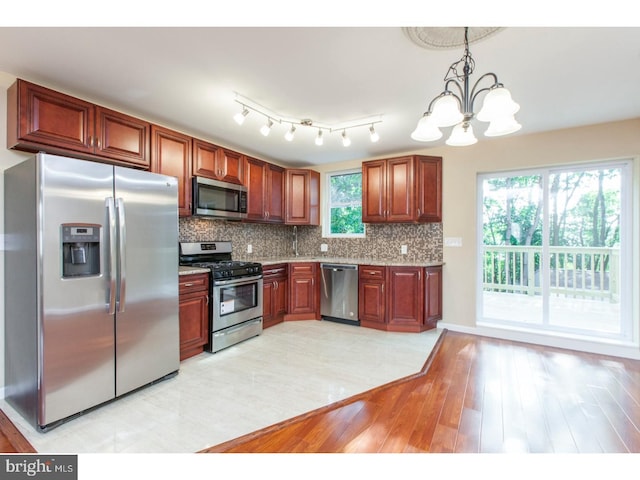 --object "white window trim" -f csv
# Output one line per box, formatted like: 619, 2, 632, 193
476, 158, 635, 346
322, 168, 366, 239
